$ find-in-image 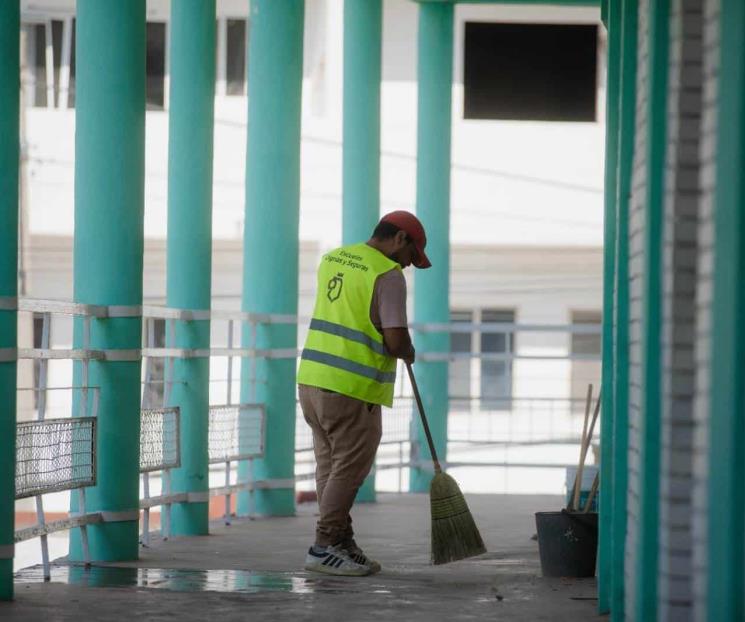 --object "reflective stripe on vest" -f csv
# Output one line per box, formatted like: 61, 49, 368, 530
301, 349, 397, 384
309, 318, 388, 357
